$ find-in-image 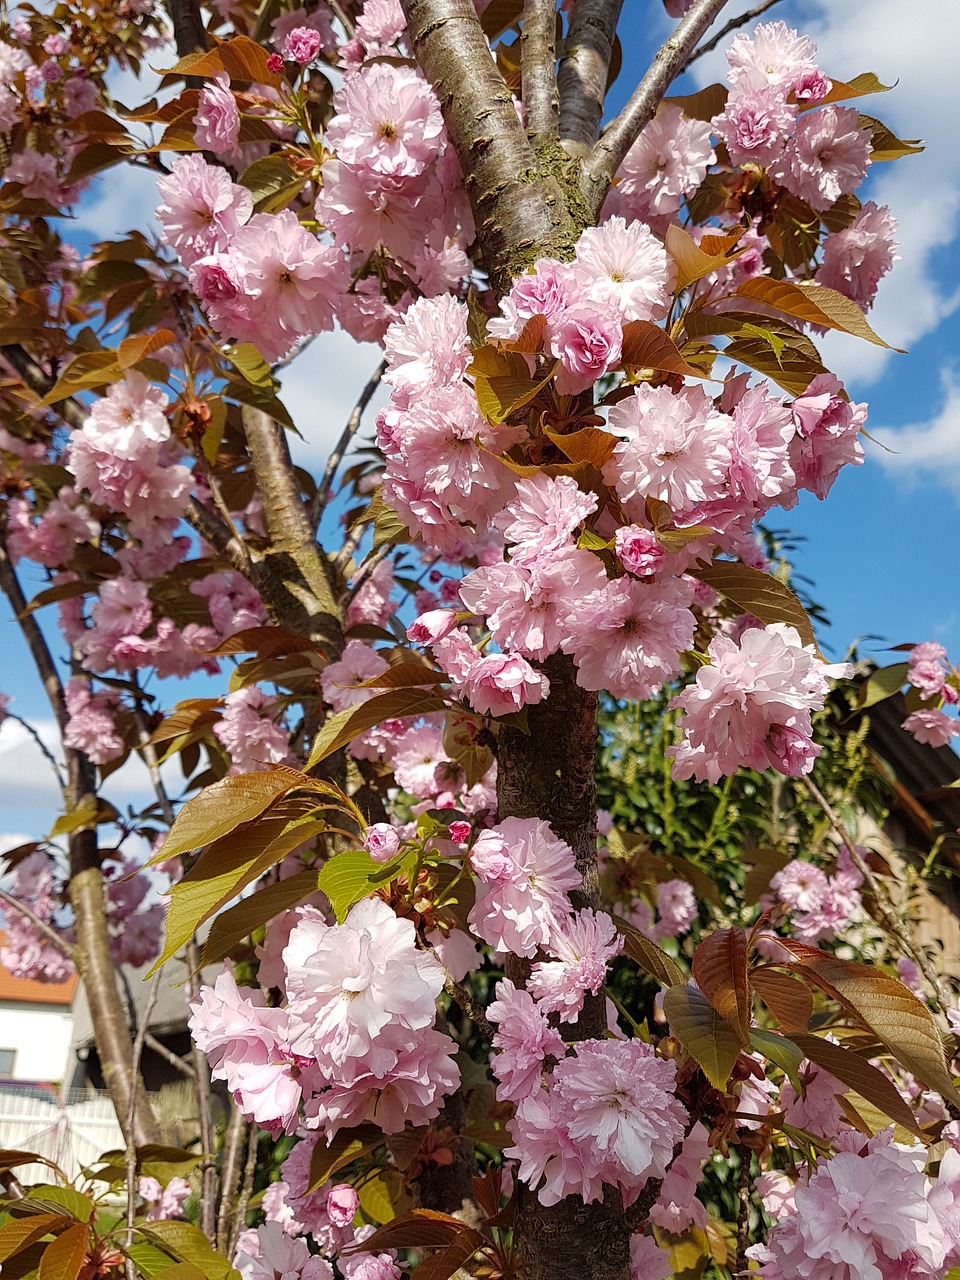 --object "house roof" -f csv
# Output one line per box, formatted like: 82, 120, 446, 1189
0, 954, 77, 1006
